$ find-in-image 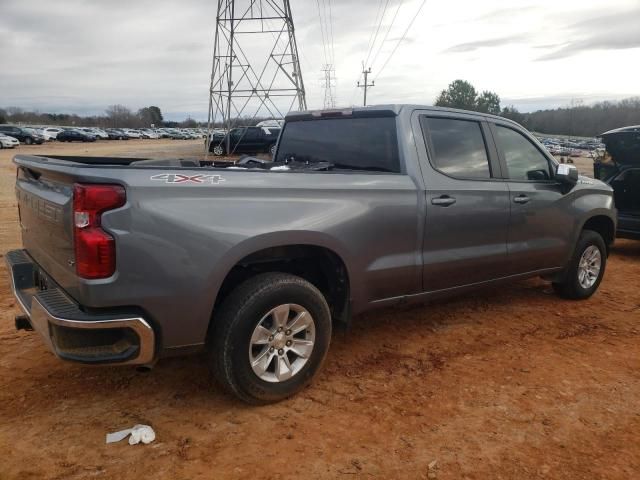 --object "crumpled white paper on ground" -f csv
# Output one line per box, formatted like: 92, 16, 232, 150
106, 424, 156, 445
